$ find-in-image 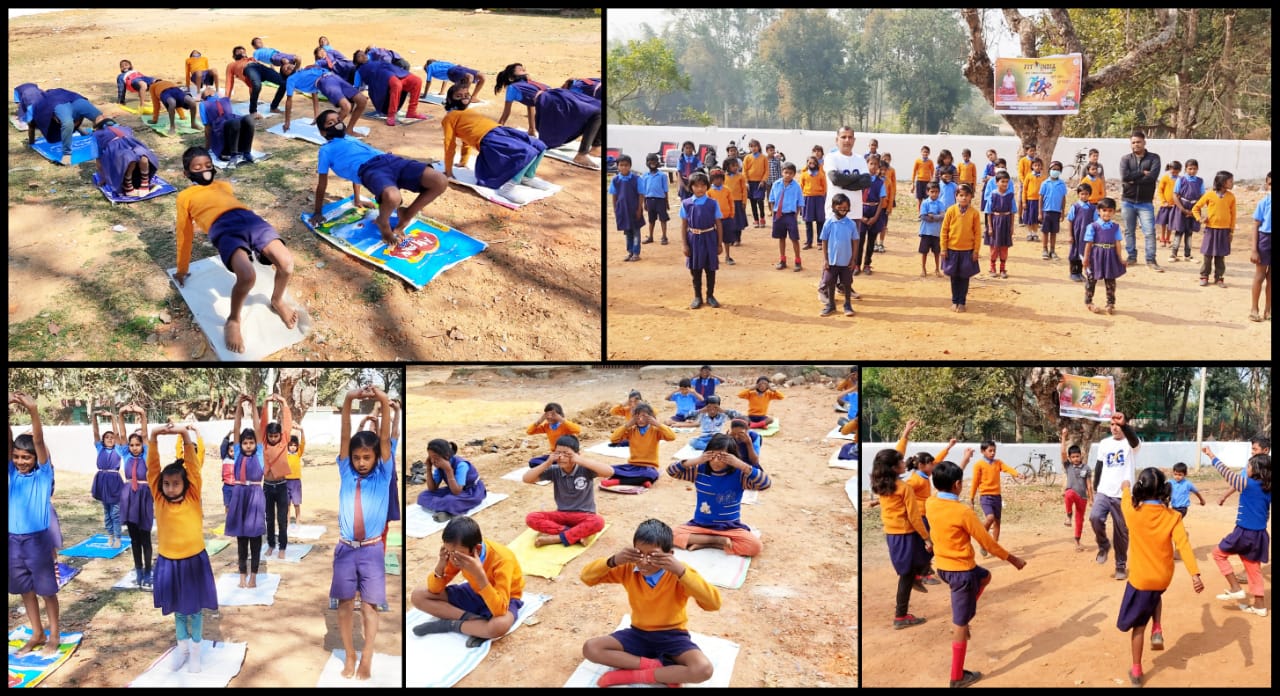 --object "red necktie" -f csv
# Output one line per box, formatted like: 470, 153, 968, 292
129, 455, 139, 492
353, 478, 365, 541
